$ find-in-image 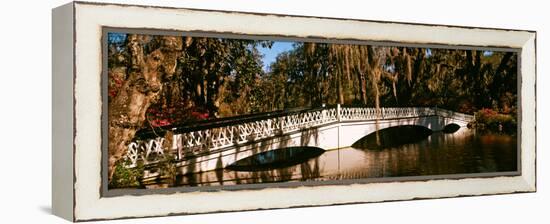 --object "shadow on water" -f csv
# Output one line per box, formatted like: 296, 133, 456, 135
226, 147, 325, 171
351, 125, 433, 150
